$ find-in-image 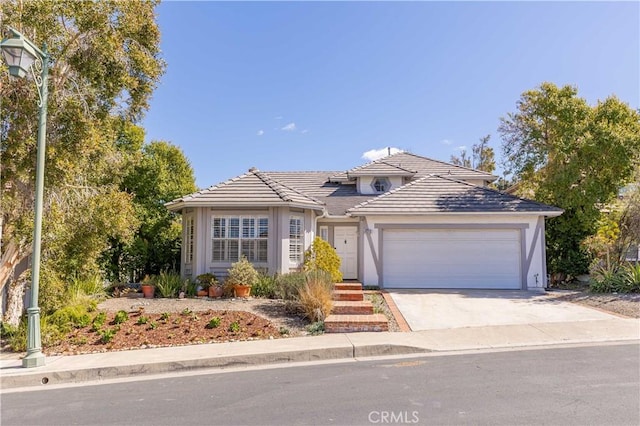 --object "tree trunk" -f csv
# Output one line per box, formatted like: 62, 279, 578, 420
3, 274, 27, 327
0, 241, 30, 293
